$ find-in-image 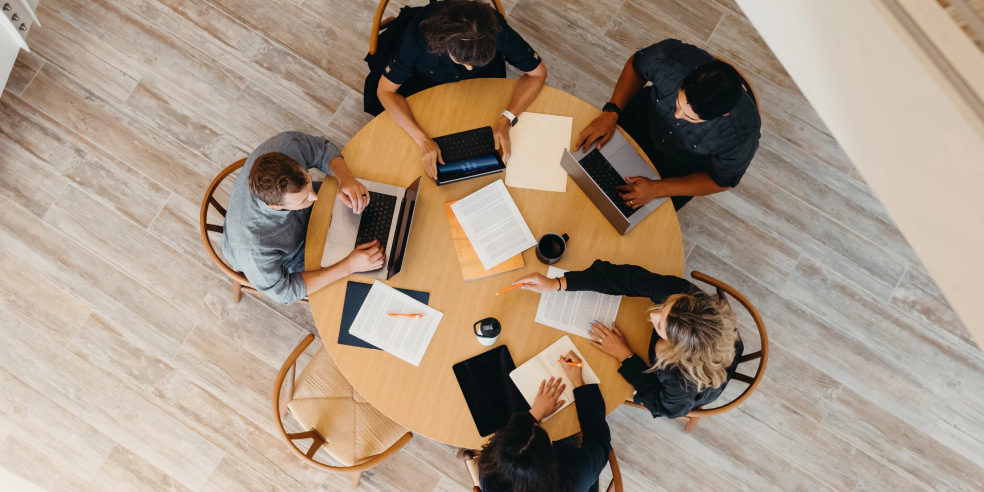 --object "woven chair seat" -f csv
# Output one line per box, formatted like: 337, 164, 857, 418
287, 348, 408, 466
